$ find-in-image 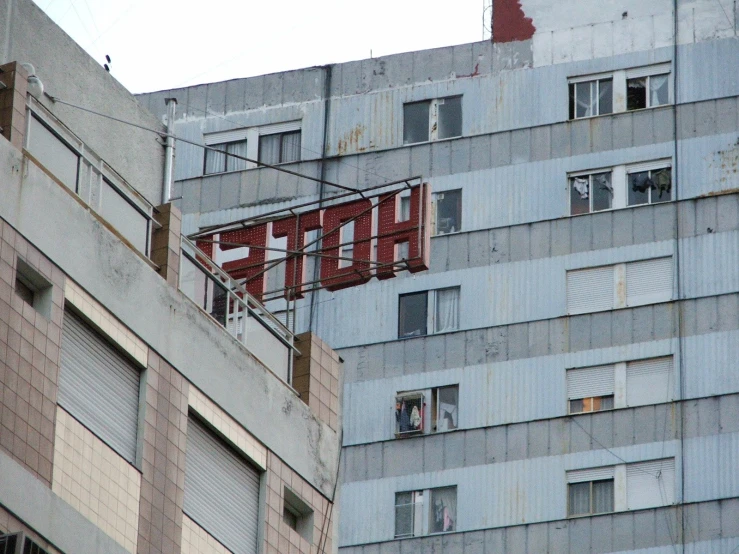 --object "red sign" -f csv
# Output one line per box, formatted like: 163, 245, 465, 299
197, 184, 431, 300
